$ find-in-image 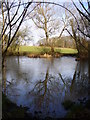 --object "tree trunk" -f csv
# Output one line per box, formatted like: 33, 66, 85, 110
0, 42, 2, 120
2, 1, 6, 93
18, 40, 20, 56
45, 31, 49, 46
51, 46, 54, 56
88, 41, 90, 97
18, 46, 19, 56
